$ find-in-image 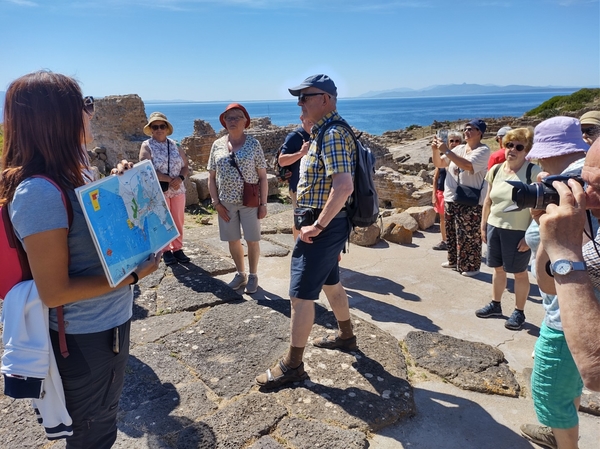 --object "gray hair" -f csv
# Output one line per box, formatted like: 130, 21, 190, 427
448, 131, 463, 142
